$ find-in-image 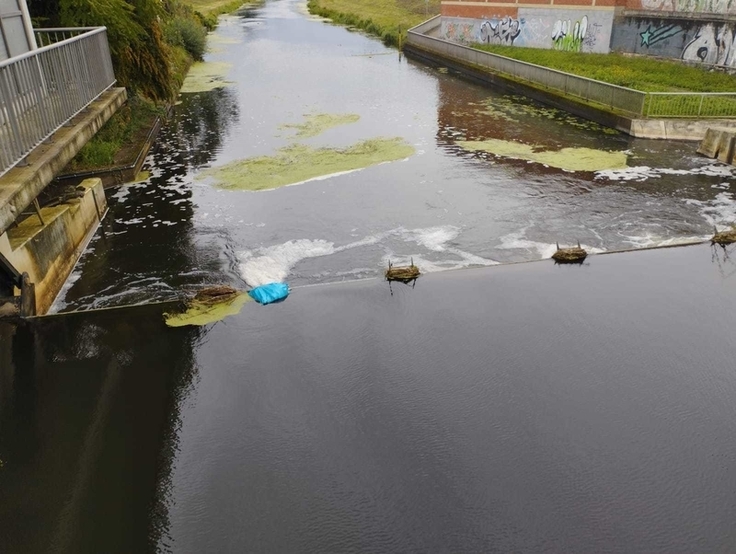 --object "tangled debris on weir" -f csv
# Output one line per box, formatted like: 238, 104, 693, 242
386, 259, 421, 282
164, 285, 250, 327
711, 226, 736, 246
552, 242, 588, 264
